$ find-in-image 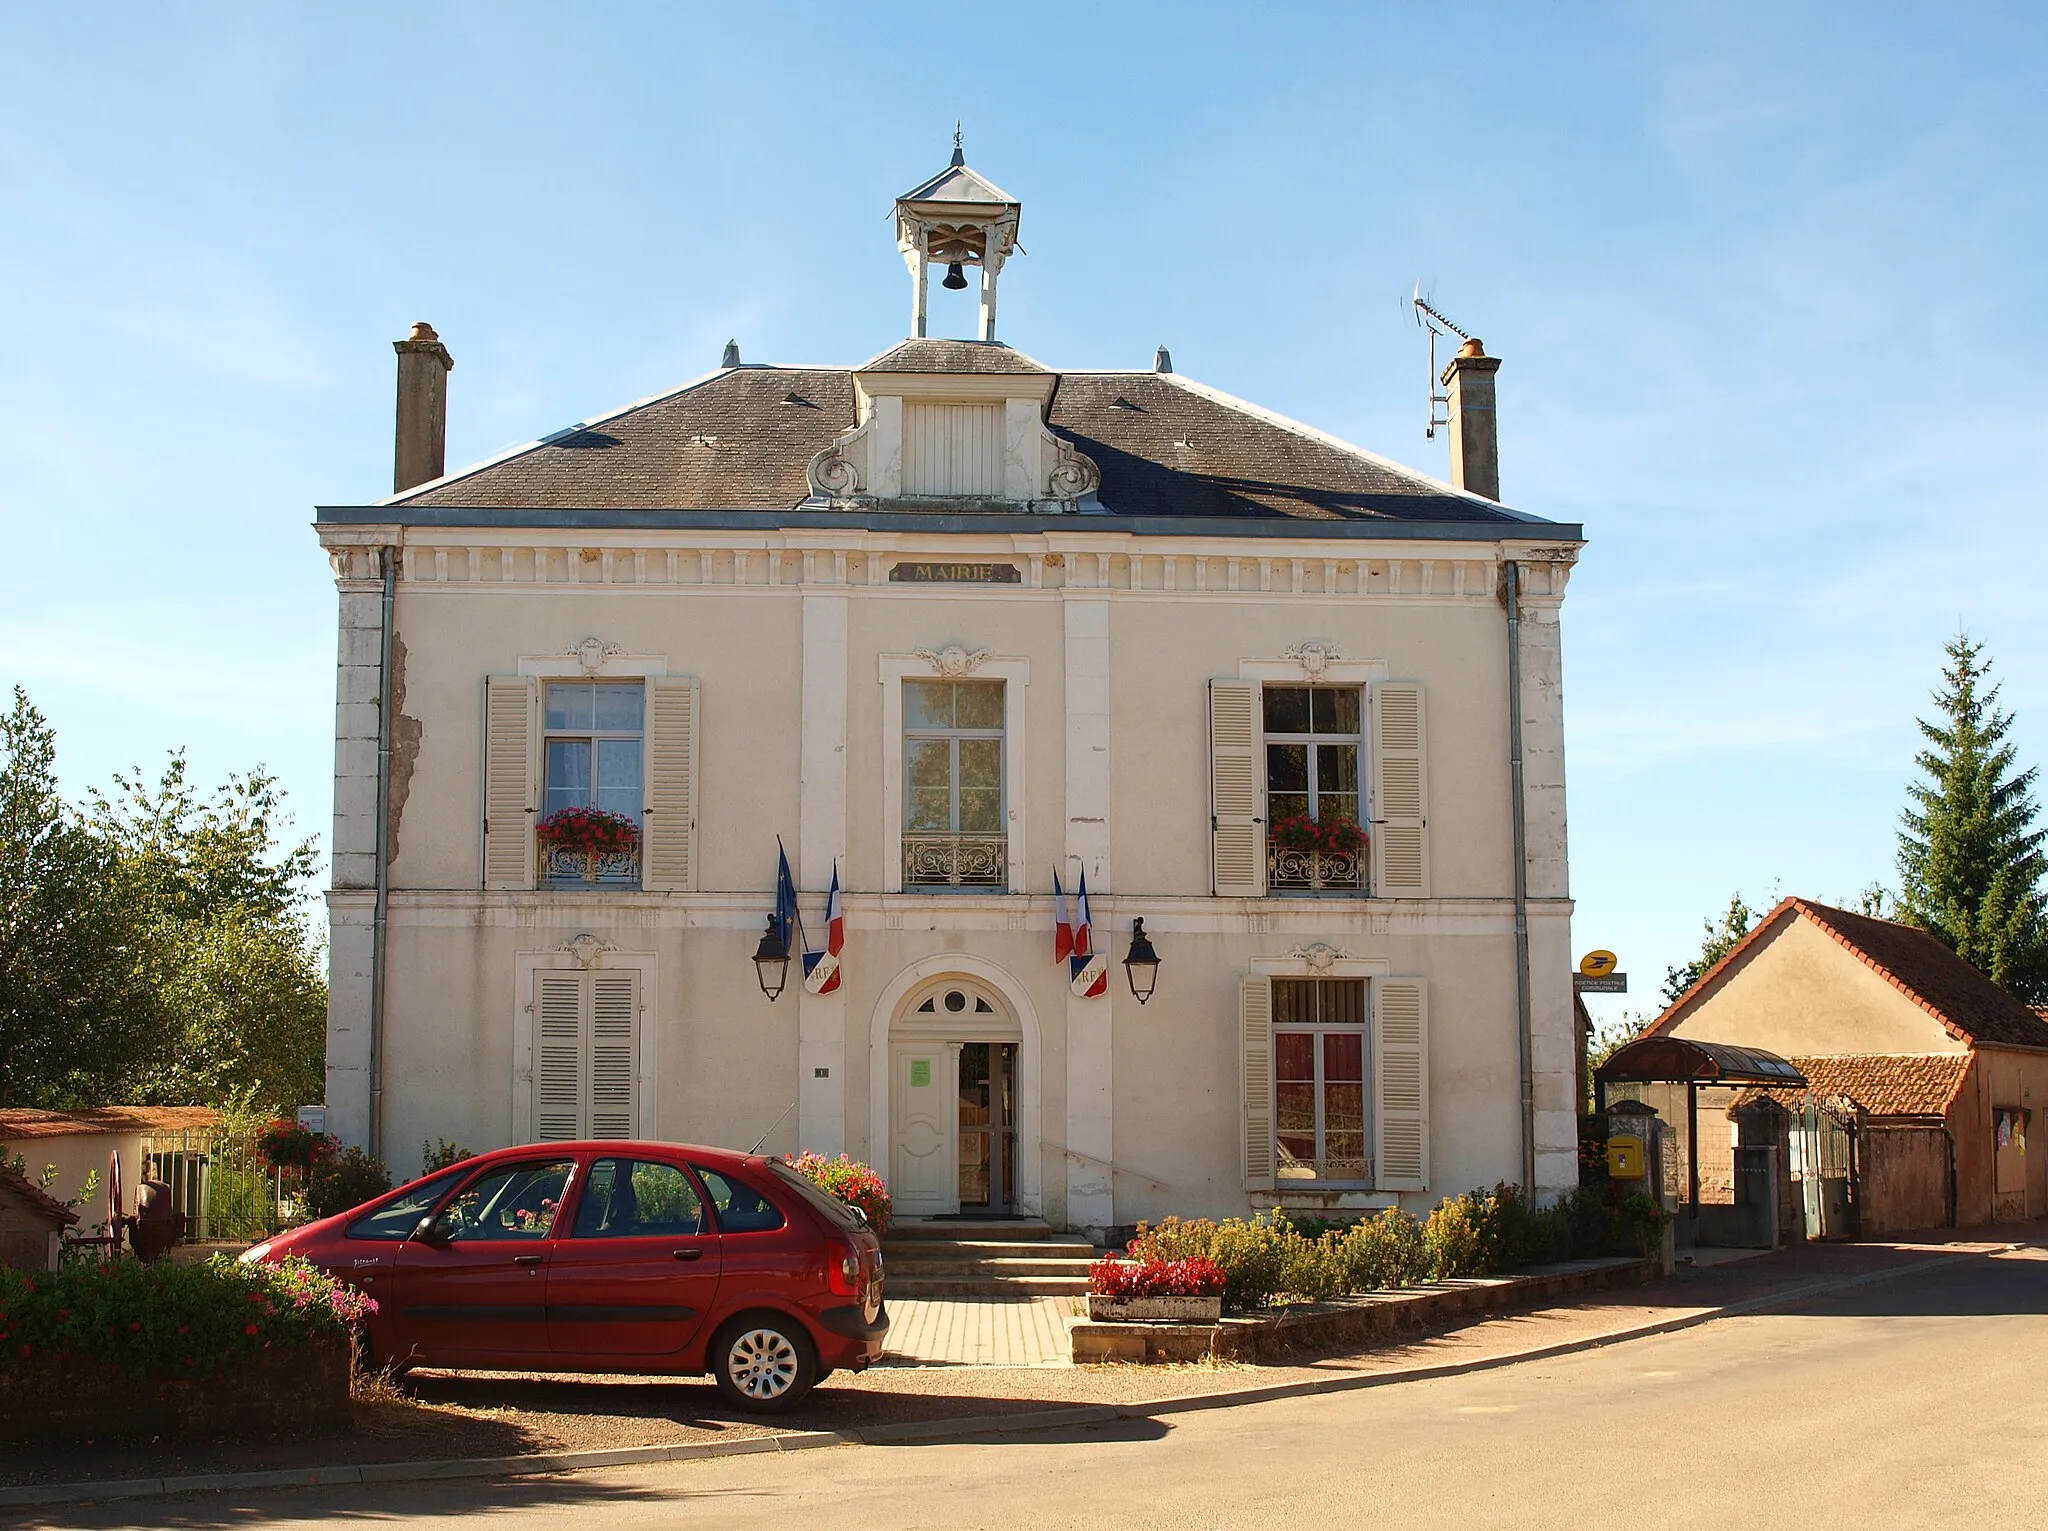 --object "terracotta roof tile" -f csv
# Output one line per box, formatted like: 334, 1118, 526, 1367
1650, 898, 2048, 1053
0, 1105, 221, 1142
1736, 1054, 1972, 1118
0, 1163, 80, 1226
